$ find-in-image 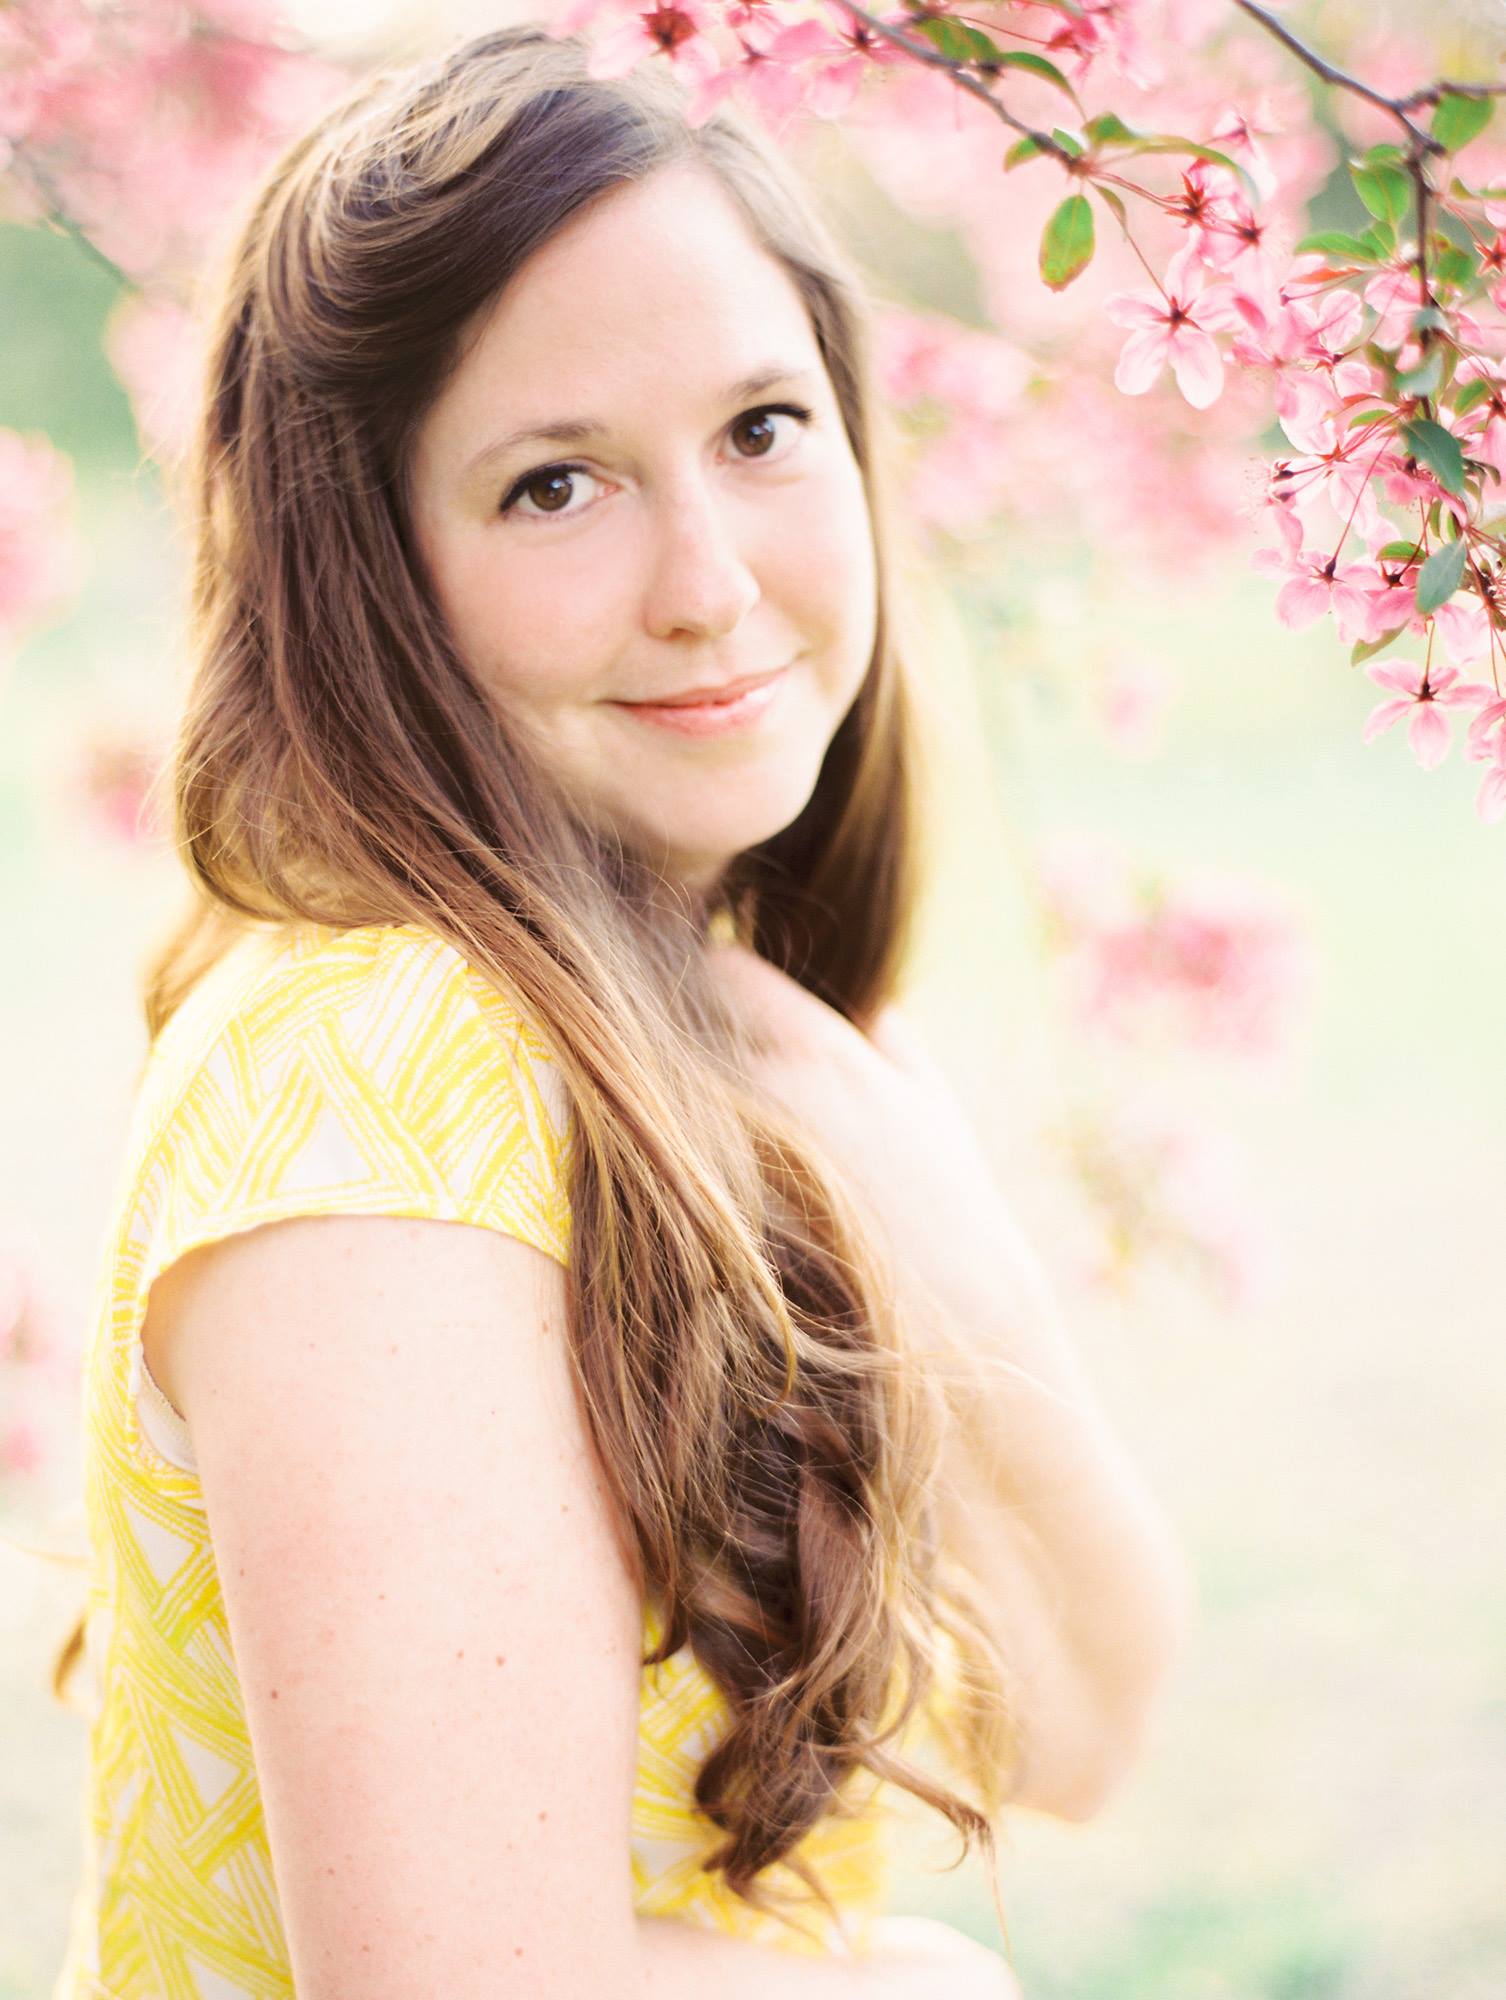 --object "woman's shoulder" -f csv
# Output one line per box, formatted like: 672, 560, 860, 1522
125, 916, 575, 1269
151, 917, 545, 1070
